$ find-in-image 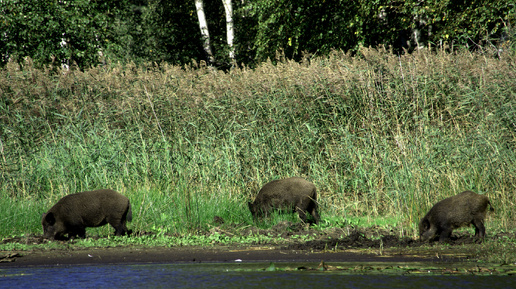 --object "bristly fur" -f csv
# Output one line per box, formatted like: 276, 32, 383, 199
42, 189, 132, 240
419, 191, 493, 243
248, 177, 320, 225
